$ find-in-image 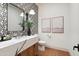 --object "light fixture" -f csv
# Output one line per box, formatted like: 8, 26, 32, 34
29, 9, 35, 15
20, 12, 24, 17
